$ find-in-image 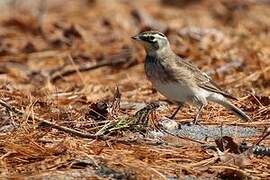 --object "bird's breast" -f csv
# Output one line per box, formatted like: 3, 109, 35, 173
144, 56, 175, 83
